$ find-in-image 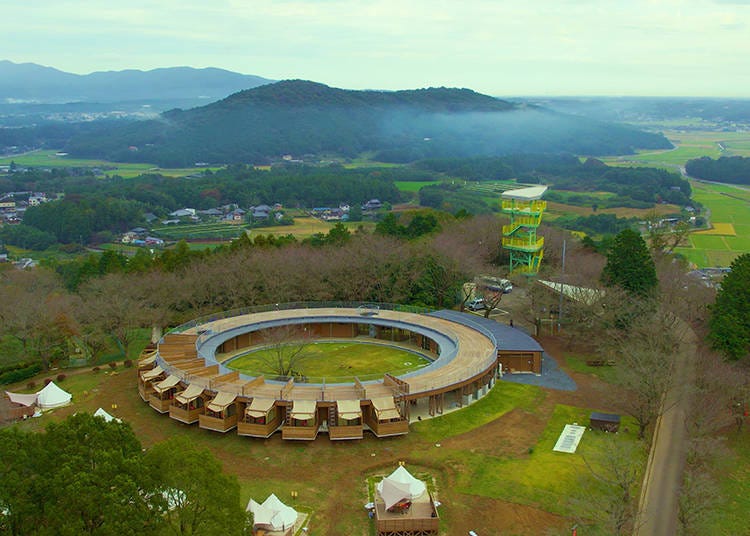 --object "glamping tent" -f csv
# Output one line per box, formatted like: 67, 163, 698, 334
376, 466, 426, 502
6, 382, 72, 411
93, 407, 121, 423
36, 382, 72, 409
247, 493, 298, 534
